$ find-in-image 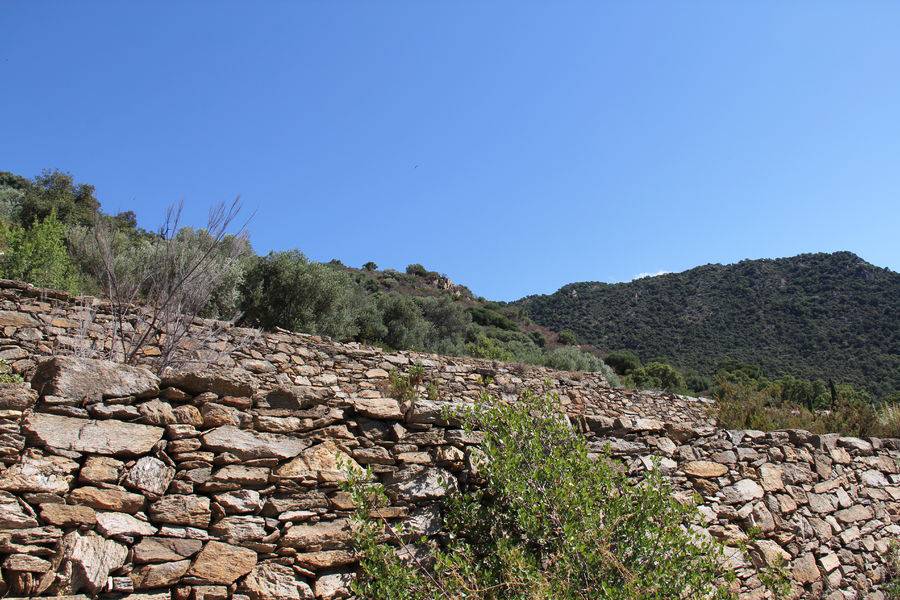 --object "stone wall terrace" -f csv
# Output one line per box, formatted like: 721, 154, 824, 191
0, 279, 897, 599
